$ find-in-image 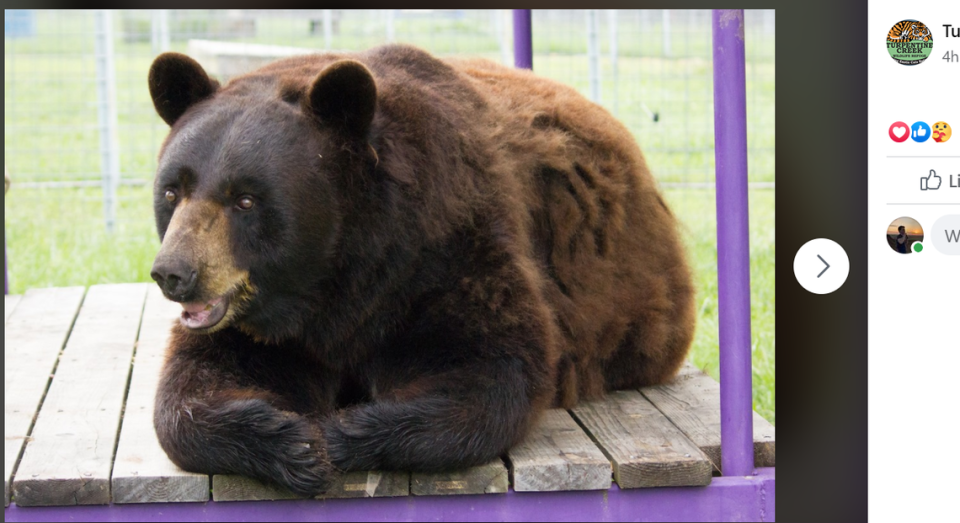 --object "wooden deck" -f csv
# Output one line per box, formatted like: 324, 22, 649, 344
3, 285, 775, 507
